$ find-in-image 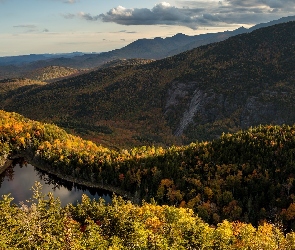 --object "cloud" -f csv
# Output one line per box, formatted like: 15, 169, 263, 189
78, 12, 100, 21
64, 0, 78, 4
224, 0, 288, 9
51, 0, 78, 3
181, 0, 295, 14
26, 29, 39, 33
96, 1, 295, 29
98, 2, 199, 29
43, 29, 49, 32
63, 1, 295, 29
62, 13, 76, 19
112, 30, 137, 34
213, 0, 295, 23
13, 25, 37, 29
